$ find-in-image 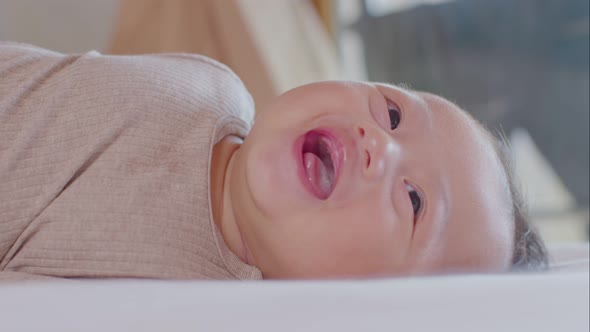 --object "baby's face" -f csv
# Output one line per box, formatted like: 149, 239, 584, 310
230, 81, 514, 278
